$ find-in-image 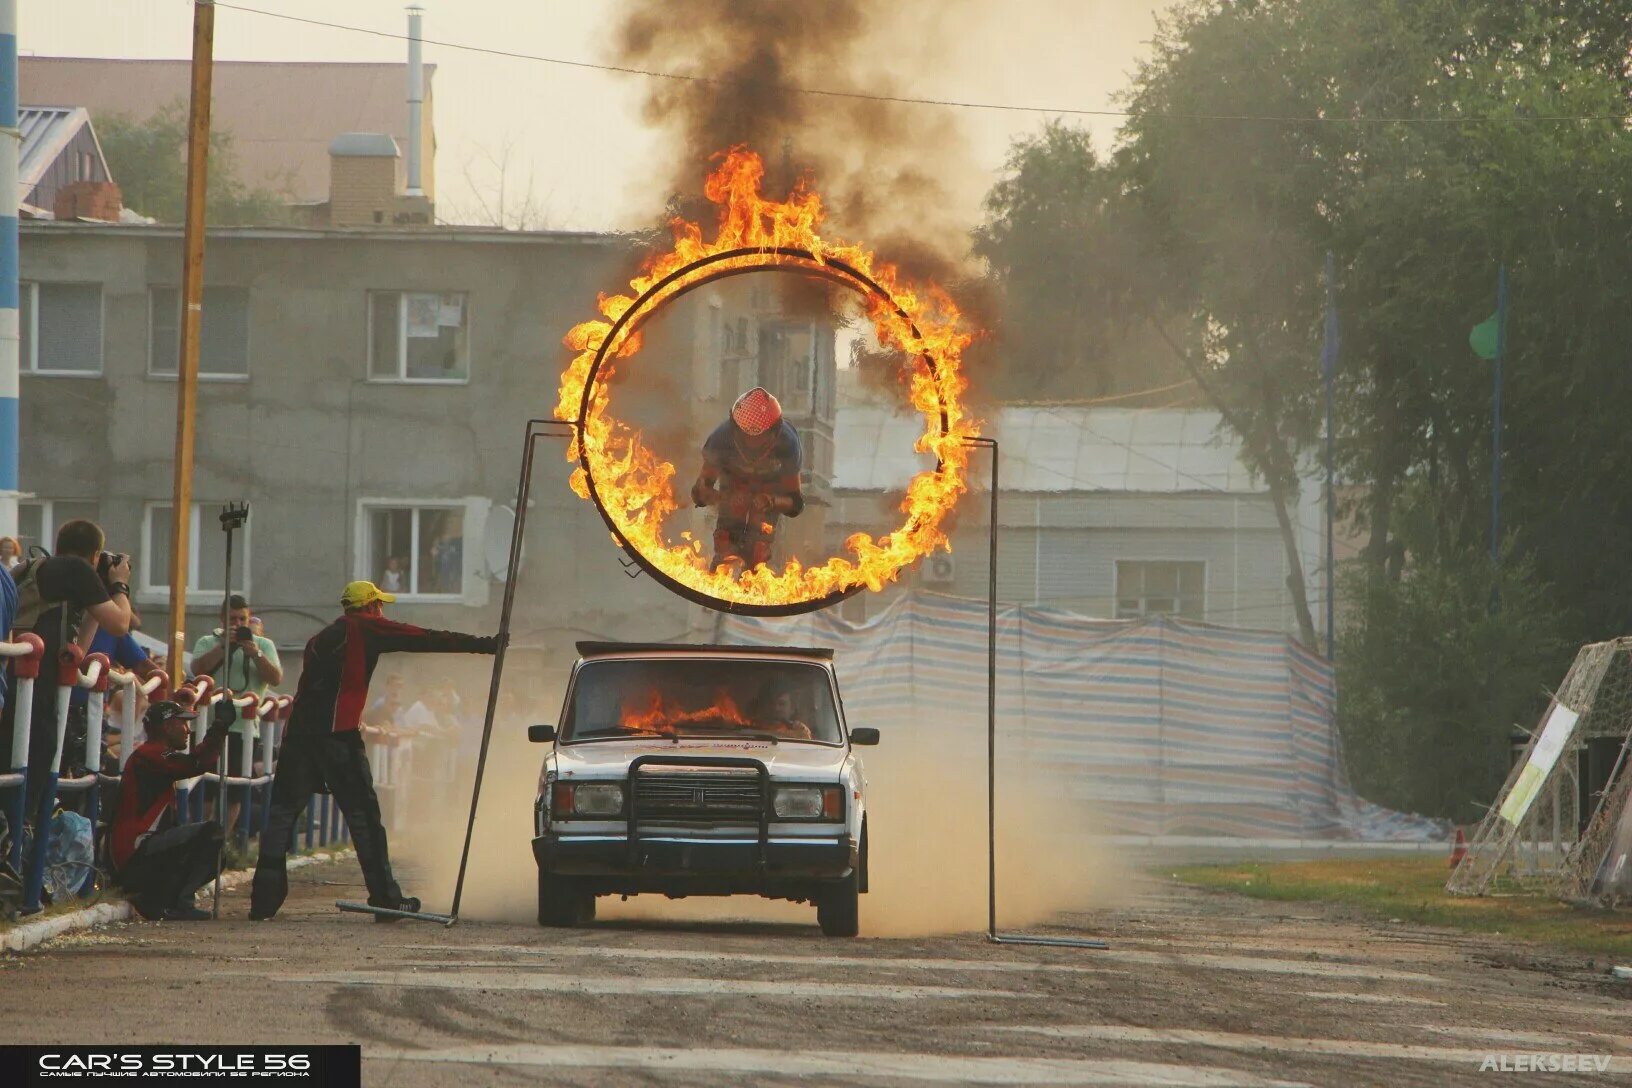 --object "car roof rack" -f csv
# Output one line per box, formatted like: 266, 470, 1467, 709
575, 641, 835, 660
